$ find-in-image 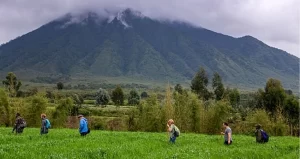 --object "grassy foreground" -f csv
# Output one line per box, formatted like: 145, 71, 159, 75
0, 128, 298, 159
